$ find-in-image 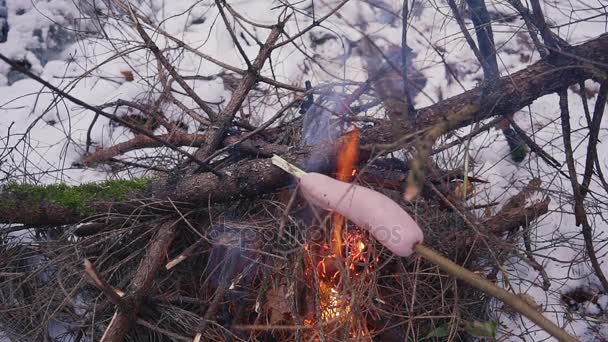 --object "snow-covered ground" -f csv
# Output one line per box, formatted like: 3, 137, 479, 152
1, 0, 607, 340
